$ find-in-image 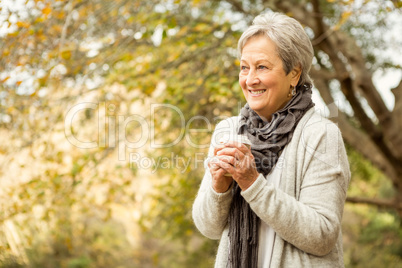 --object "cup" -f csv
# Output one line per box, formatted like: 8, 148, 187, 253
217, 134, 252, 177
217, 134, 252, 148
